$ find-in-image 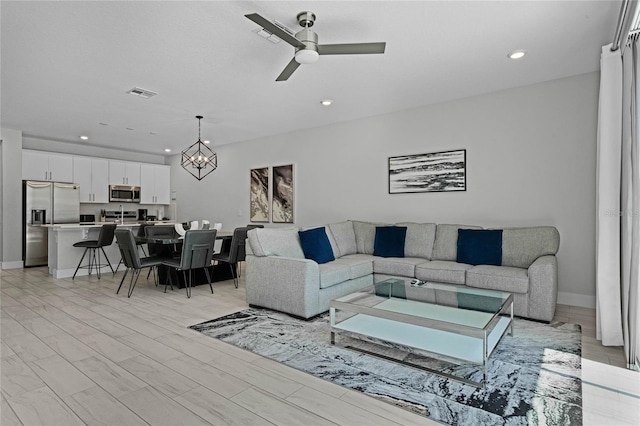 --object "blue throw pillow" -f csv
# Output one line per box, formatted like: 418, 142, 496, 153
456, 229, 503, 266
298, 227, 335, 264
373, 226, 407, 258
